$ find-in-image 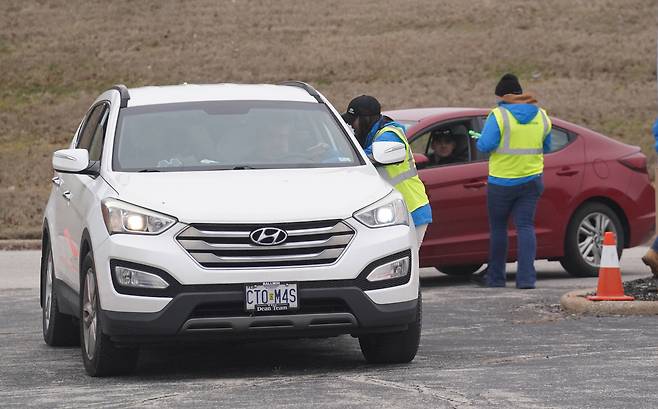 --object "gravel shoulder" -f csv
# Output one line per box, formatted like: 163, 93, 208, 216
624, 276, 658, 301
